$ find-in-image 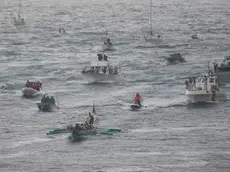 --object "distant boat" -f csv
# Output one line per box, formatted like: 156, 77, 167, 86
81, 53, 121, 82
213, 56, 230, 83
191, 33, 198, 39
14, 0, 25, 26
102, 30, 115, 51
144, 0, 162, 43
185, 73, 226, 103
